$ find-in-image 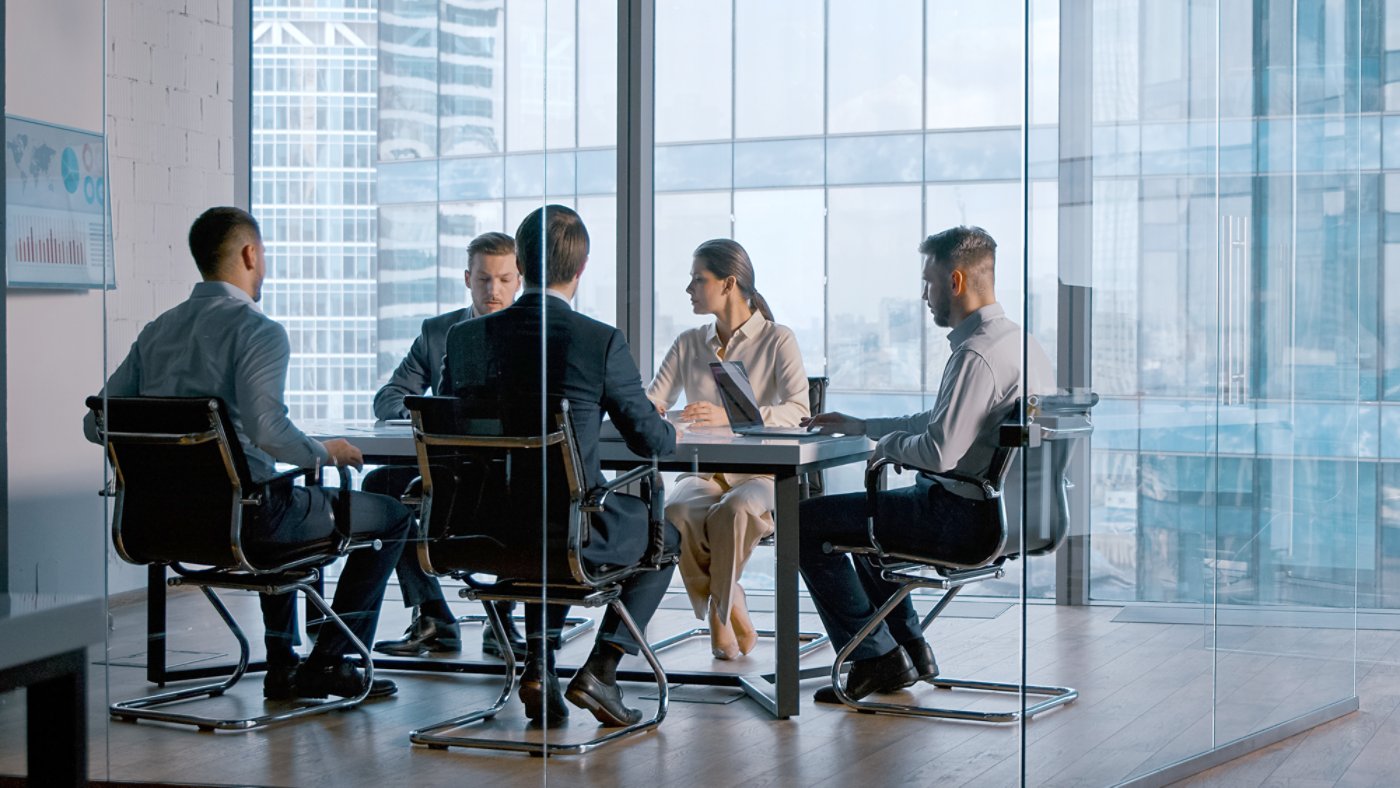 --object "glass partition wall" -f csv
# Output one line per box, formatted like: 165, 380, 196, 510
19, 0, 1375, 785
